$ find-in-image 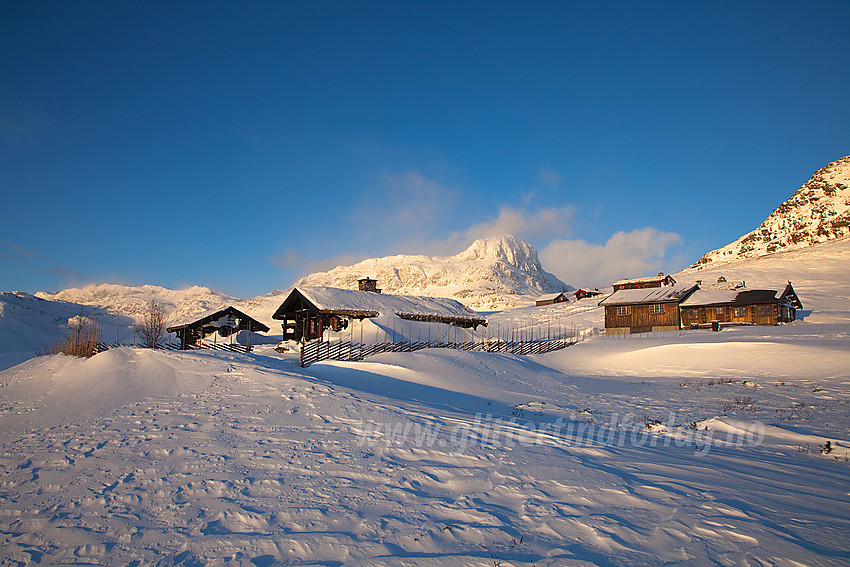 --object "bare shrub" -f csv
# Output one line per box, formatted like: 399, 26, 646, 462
722, 396, 757, 413
137, 300, 169, 349
34, 315, 102, 358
